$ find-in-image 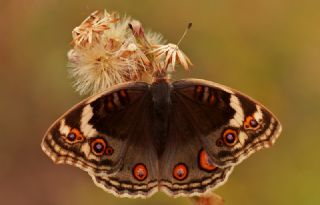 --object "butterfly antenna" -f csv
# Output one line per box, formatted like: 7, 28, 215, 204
177, 22, 192, 46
